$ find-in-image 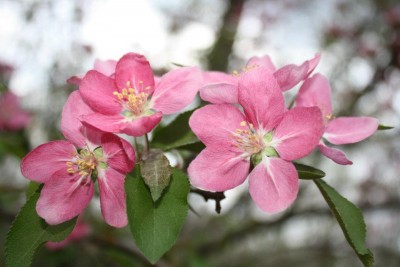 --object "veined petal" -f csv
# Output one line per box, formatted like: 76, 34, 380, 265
120, 112, 163, 136
273, 107, 324, 160
81, 113, 125, 134
98, 168, 127, 228
94, 59, 117, 77
324, 117, 379, 145
318, 141, 353, 165
152, 67, 202, 114
238, 67, 285, 131
115, 52, 155, 94
21, 140, 76, 183
248, 158, 298, 213
246, 55, 276, 72
296, 73, 332, 117
79, 70, 121, 115
61, 91, 95, 147
36, 170, 94, 225
189, 104, 246, 148
200, 83, 238, 104
274, 54, 320, 92
101, 134, 135, 173
203, 71, 237, 84
188, 147, 250, 191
